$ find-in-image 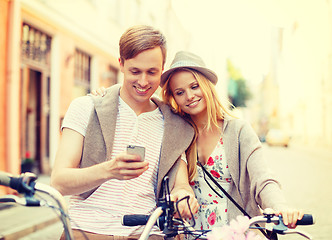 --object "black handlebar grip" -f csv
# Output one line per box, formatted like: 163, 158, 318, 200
0, 171, 12, 187
122, 215, 150, 226
0, 171, 24, 192
296, 214, 315, 225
